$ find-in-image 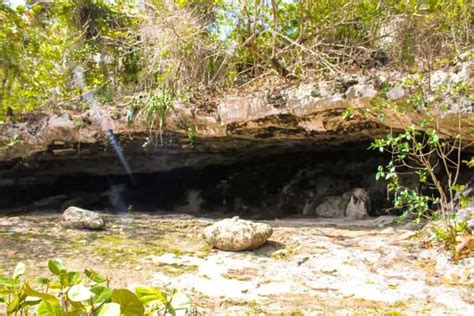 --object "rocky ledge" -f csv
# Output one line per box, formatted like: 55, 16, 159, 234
1, 61, 473, 176
0, 60, 472, 213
